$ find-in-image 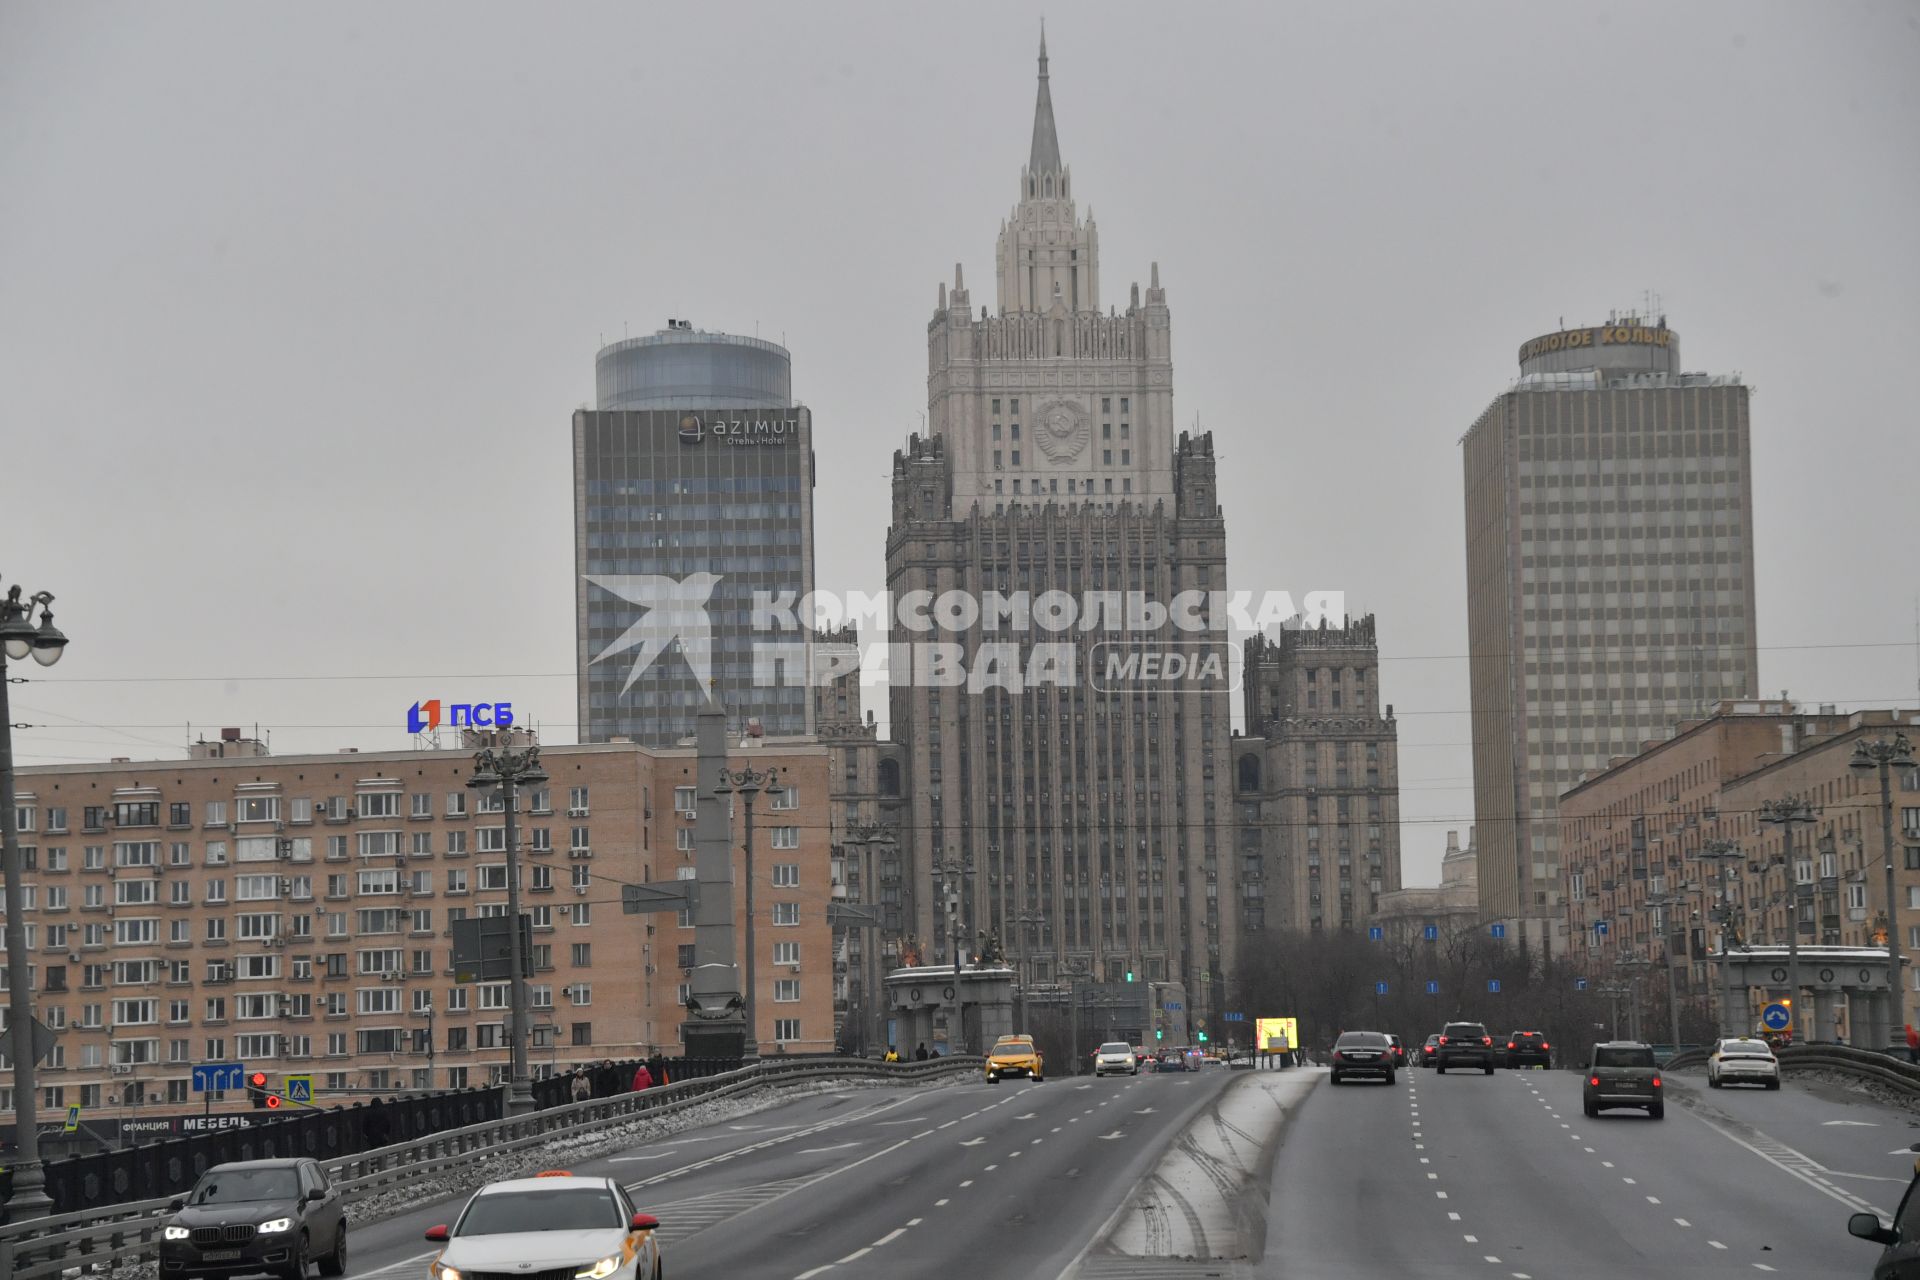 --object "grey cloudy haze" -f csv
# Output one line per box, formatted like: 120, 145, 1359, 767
3, 0, 1916, 886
